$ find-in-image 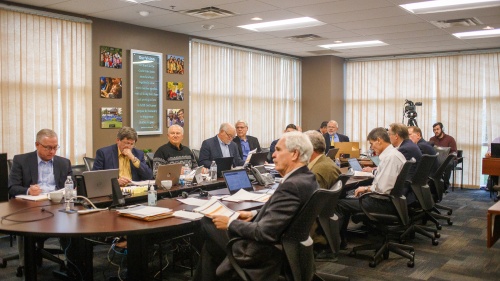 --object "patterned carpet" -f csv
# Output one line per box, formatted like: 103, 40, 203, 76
0, 188, 498, 280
